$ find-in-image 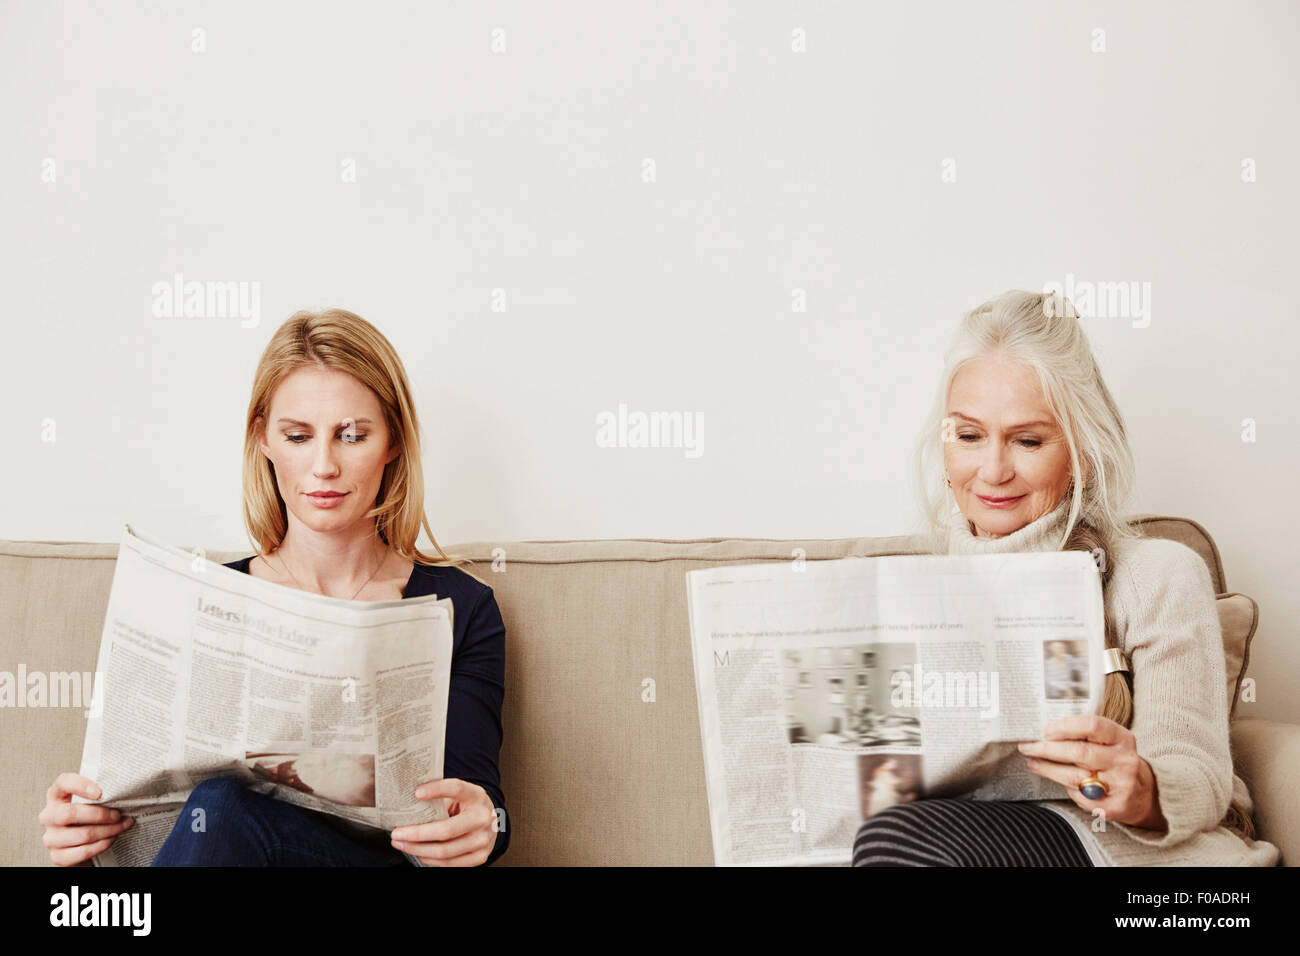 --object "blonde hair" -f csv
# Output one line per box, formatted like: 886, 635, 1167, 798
911, 289, 1254, 839
239, 307, 480, 582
